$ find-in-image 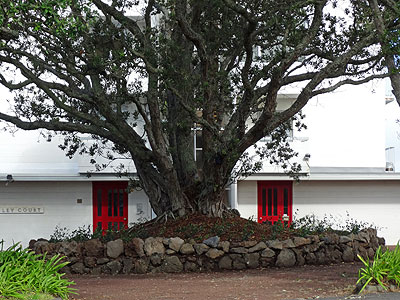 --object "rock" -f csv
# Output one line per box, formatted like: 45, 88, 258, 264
367, 247, 375, 259
244, 253, 260, 268
203, 260, 216, 271
218, 256, 233, 270
307, 235, 320, 243
68, 257, 80, 264
83, 256, 97, 268
370, 236, 380, 250
366, 227, 377, 236
248, 242, 267, 253
230, 247, 248, 254
134, 259, 149, 274
166, 249, 176, 255
97, 257, 109, 265
184, 262, 198, 272
261, 247, 276, 258
293, 249, 305, 266
144, 237, 165, 256
281, 239, 296, 248
194, 243, 209, 255
168, 237, 185, 252
91, 267, 102, 275
331, 249, 343, 263
122, 258, 133, 274
342, 246, 354, 262
162, 256, 183, 273
315, 250, 330, 265
203, 236, 220, 248
218, 241, 230, 253
276, 249, 296, 267
83, 239, 104, 257
357, 231, 370, 243
180, 243, 195, 255
125, 238, 145, 257
33, 241, 51, 254
106, 239, 124, 259
107, 260, 122, 275
303, 242, 321, 253
60, 265, 71, 275
59, 241, 81, 257
293, 237, 311, 247
305, 252, 317, 265
377, 237, 385, 245
232, 256, 246, 270
322, 233, 339, 244
358, 246, 368, 260
206, 248, 225, 259
150, 254, 163, 266
389, 284, 398, 292
266, 240, 283, 250
364, 285, 378, 293
150, 266, 162, 273
260, 257, 274, 267
186, 256, 197, 262
242, 241, 258, 248
339, 235, 352, 243
28, 239, 37, 250
71, 262, 85, 274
